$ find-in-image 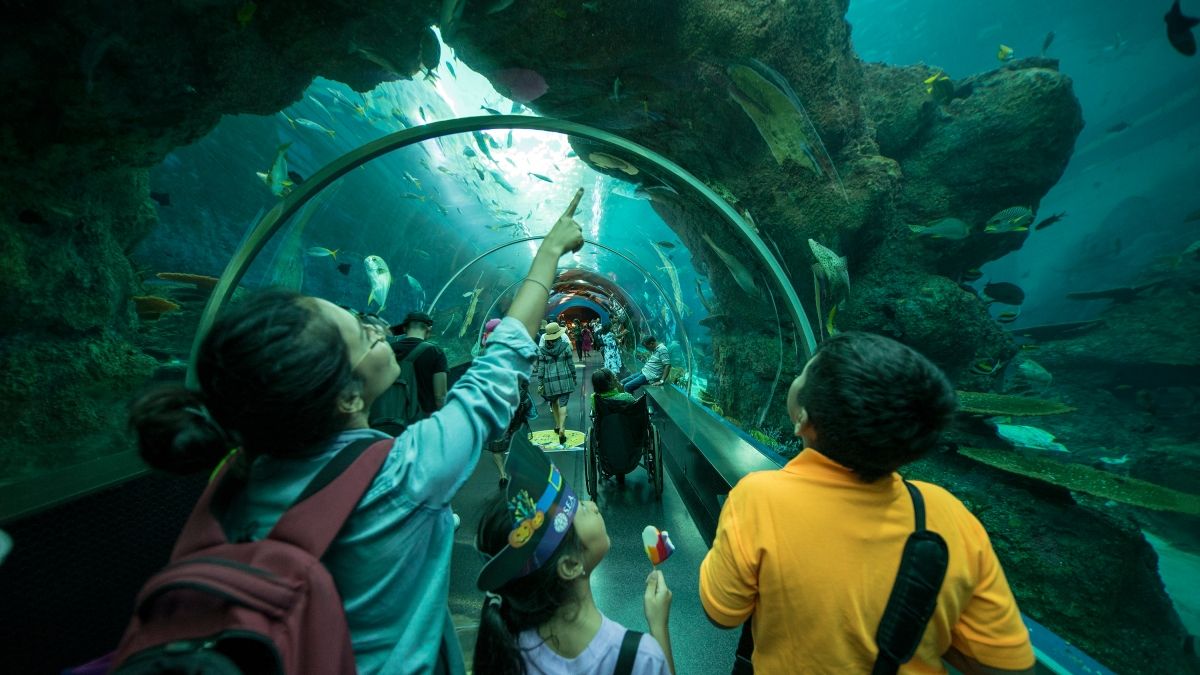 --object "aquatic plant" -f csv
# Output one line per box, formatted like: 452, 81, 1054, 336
725, 59, 848, 201
749, 429, 779, 448
956, 391, 1076, 416
959, 446, 1200, 517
